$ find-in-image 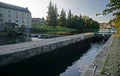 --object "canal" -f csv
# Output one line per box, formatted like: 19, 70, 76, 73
0, 35, 60, 46
0, 36, 32, 46
0, 38, 105, 76
60, 42, 104, 76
